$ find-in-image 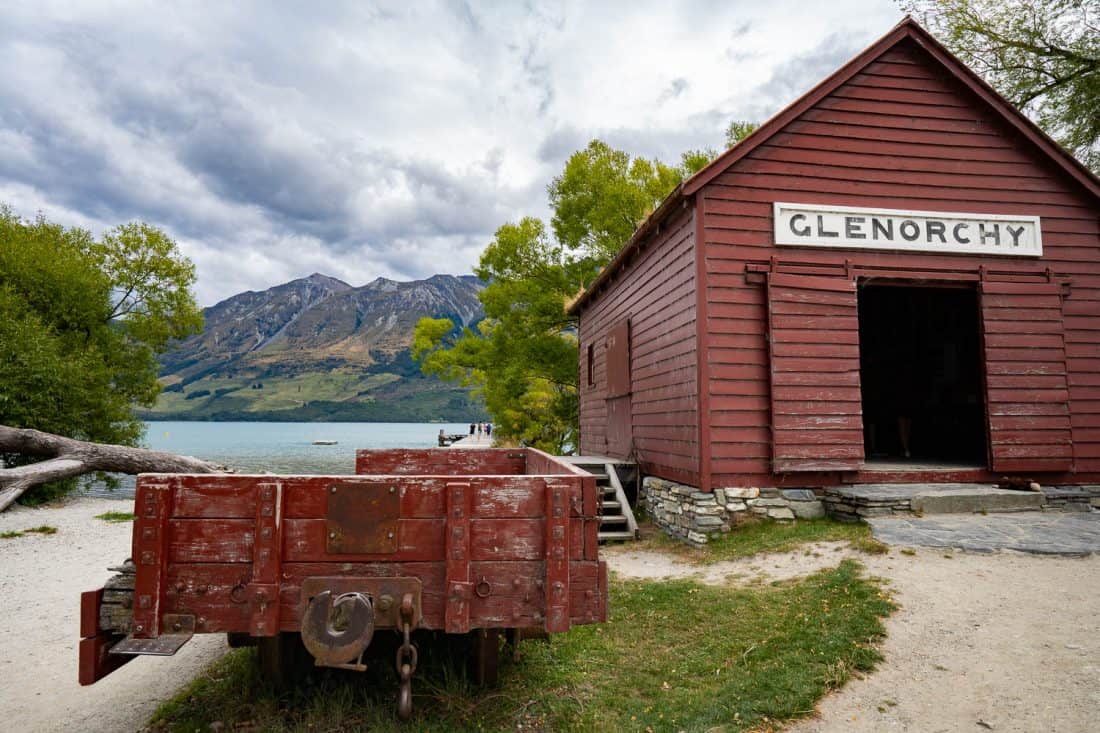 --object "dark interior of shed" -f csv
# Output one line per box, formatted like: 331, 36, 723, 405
858, 283, 987, 465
